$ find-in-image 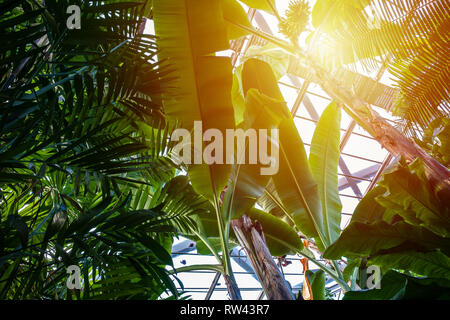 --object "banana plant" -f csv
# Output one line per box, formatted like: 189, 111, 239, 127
230, 58, 350, 293
153, 0, 257, 299
153, 0, 353, 298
